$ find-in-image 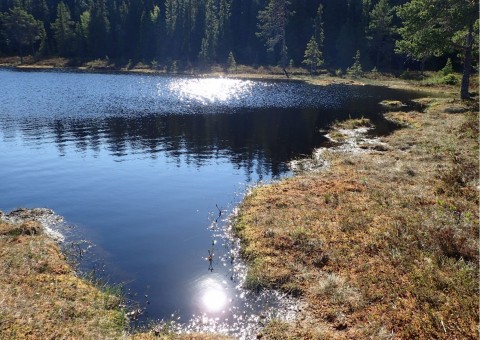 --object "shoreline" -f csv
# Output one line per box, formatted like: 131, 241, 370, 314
0, 209, 128, 339
1, 68, 477, 337
233, 89, 478, 338
0, 209, 229, 339
0, 56, 463, 95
